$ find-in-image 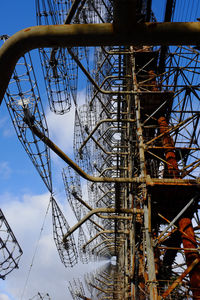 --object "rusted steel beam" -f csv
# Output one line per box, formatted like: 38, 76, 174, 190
158, 116, 179, 178
162, 257, 200, 299
64, 0, 84, 24
159, 0, 176, 73
179, 218, 200, 299
155, 197, 195, 246
158, 115, 200, 299
164, 0, 176, 22
146, 177, 197, 186
29, 123, 141, 183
